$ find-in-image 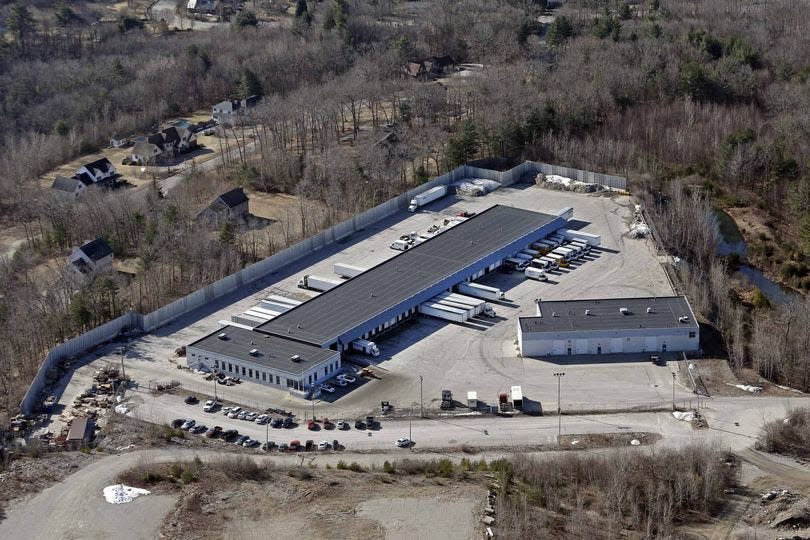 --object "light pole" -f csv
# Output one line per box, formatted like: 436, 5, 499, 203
553, 372, 565, 441
672, 372, 676, 411
213, 376, 218, 401
419, 375, 423, 418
